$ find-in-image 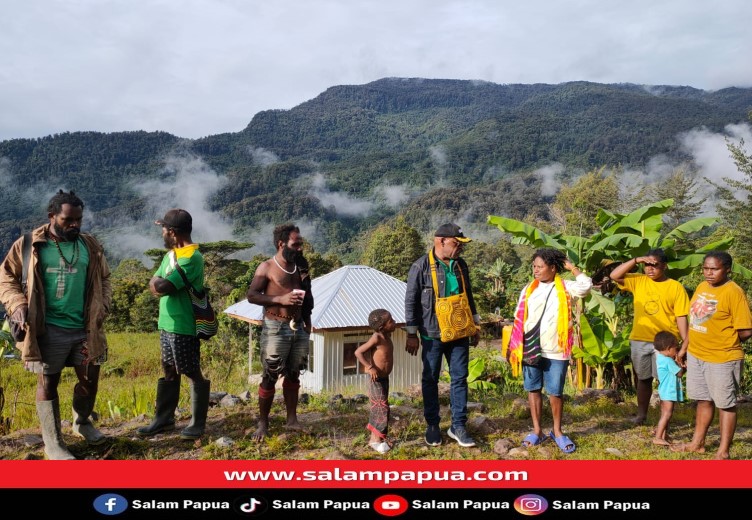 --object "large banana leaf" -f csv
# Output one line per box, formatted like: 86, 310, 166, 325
663, 217, 719, 242
487, 215, 564, 249
584, 233, 647, 260
602, 199, 673, 235
574, 313, 609, 364
585, 290, 616, 317
696, 237, 735, 253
